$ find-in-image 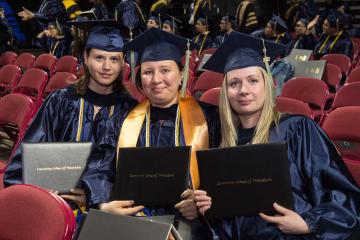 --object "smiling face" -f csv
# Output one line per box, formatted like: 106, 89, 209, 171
147, 19, 159, 29
84, 48, 124, 94
140, 60, 182, 108
226, 66, 265, 119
